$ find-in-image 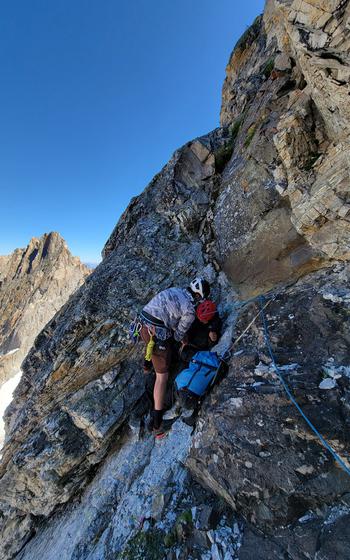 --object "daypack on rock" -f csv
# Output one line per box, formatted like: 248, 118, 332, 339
175, 351, 221, 397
